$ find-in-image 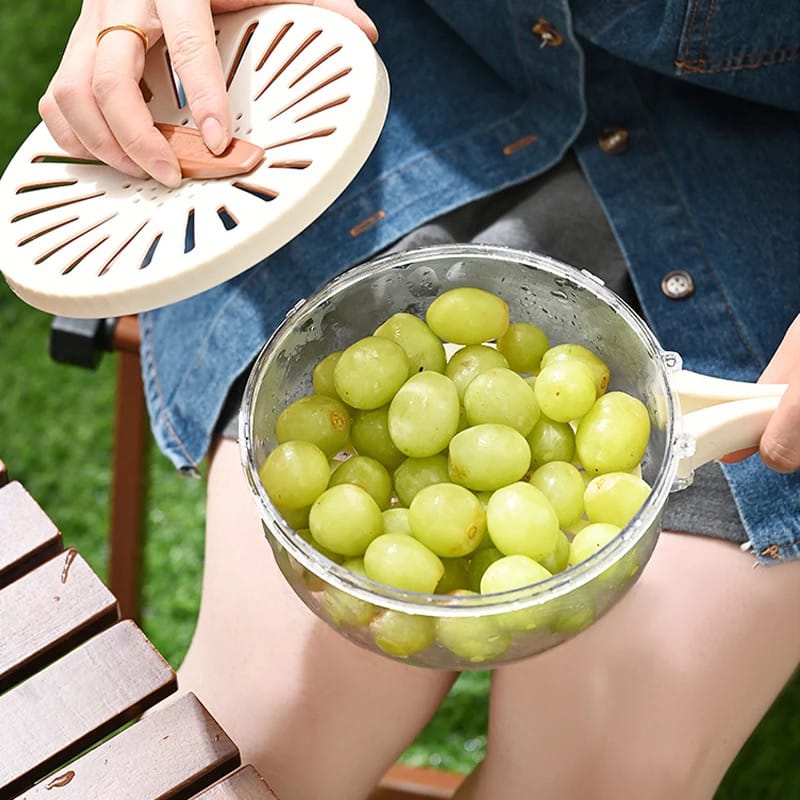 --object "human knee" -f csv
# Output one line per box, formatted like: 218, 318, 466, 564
589, 752, 703, 800
471, 739, 708, 800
